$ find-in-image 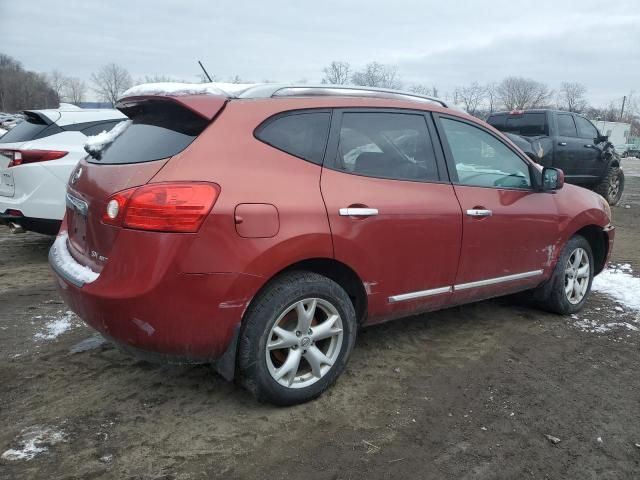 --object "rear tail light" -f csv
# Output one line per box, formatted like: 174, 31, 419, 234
0, 149, 68, 167
101, 182, 220, 233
